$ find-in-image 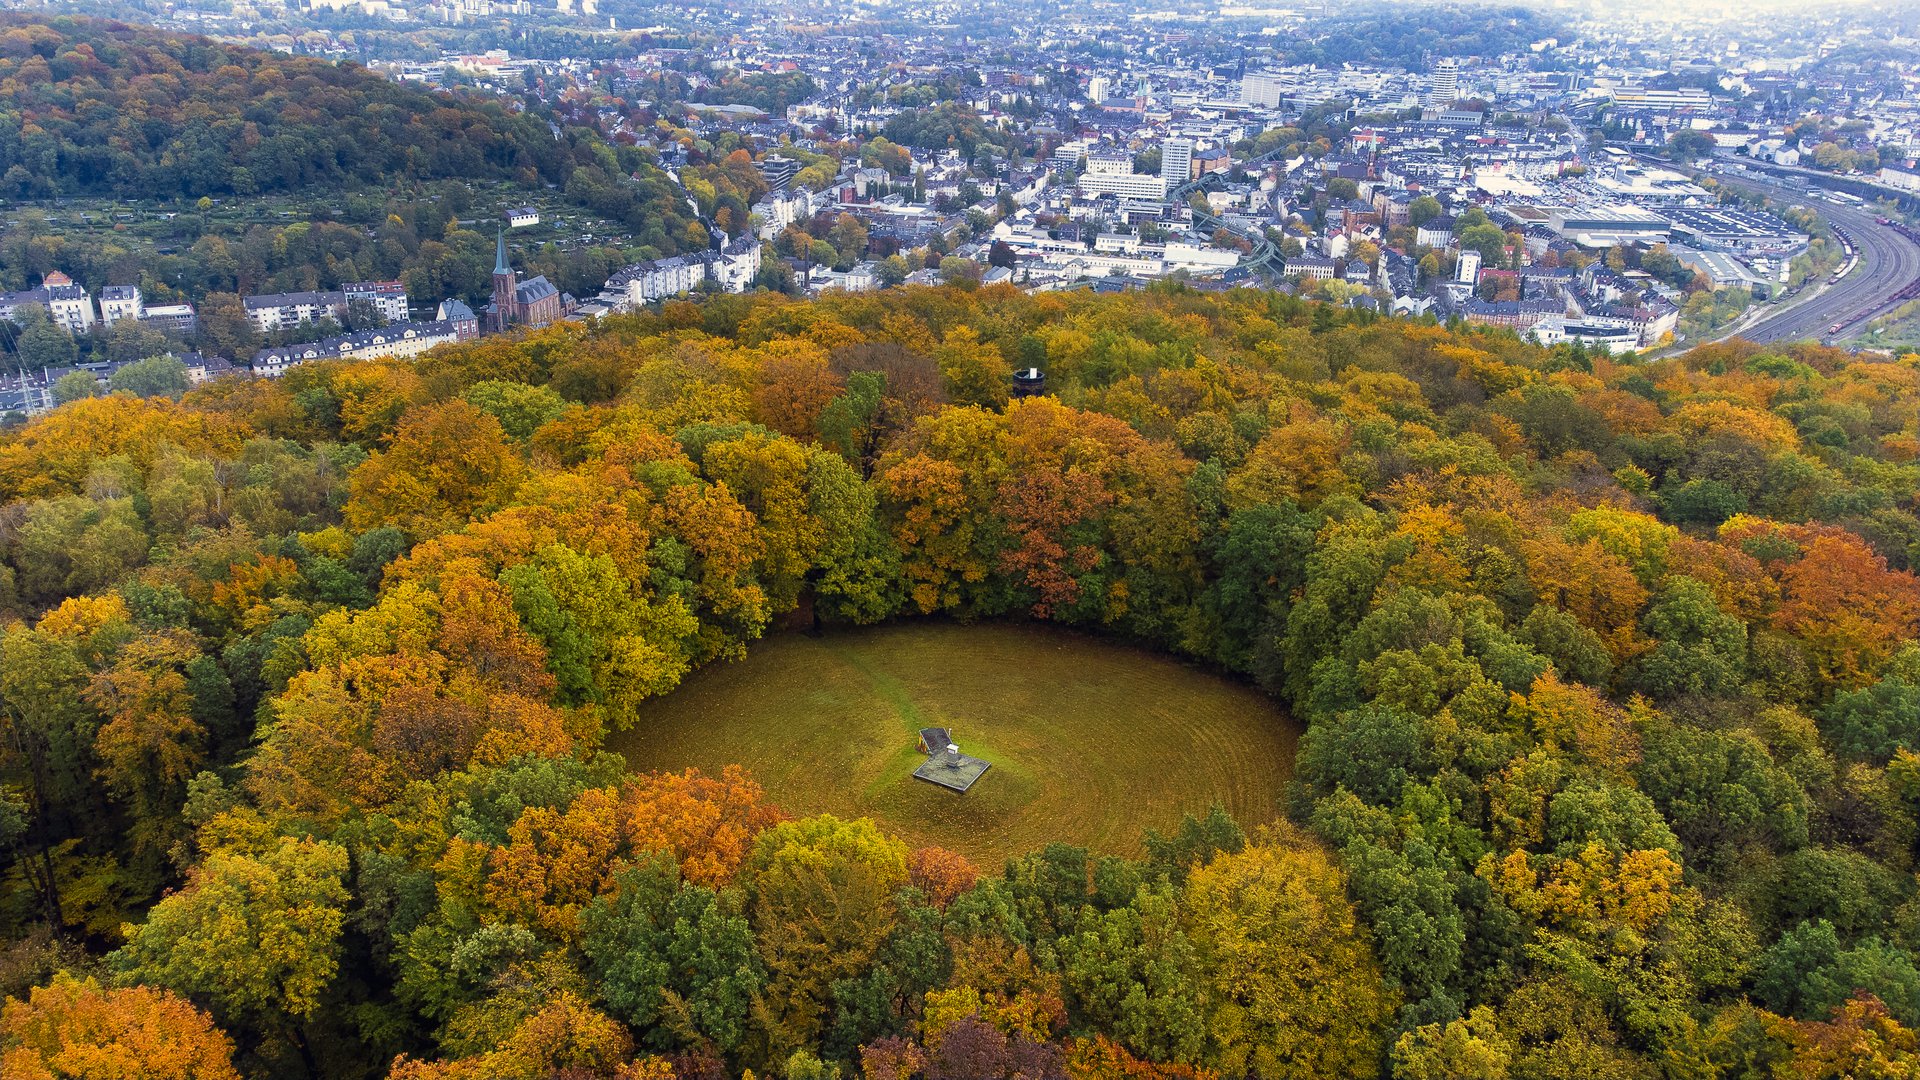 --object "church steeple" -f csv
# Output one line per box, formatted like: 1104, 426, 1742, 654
489, 230, 516, 334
